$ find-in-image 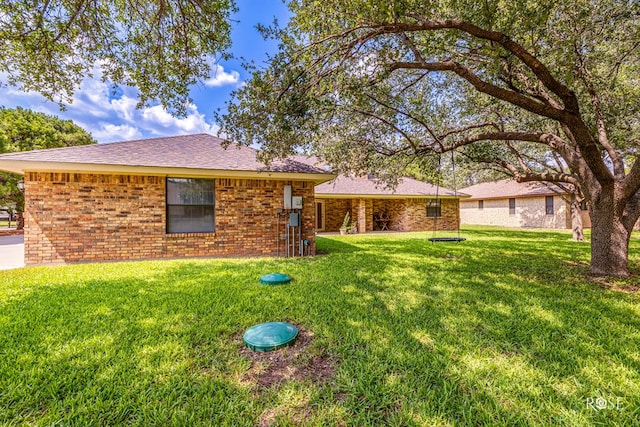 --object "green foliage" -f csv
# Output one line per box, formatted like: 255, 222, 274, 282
0, 0, 236, 115
341, 211, 351, 229
1, 229, 639, 425
220, 0, 640, 180
0, 107, 96, 212
0, 107, 95, 153
220, 0, 640, 275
